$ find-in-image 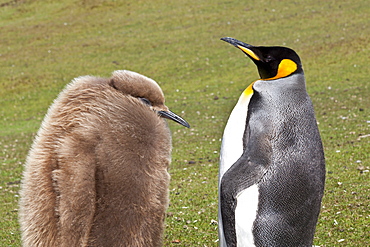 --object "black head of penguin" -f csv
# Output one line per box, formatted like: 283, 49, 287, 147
221, 37, 303, 80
